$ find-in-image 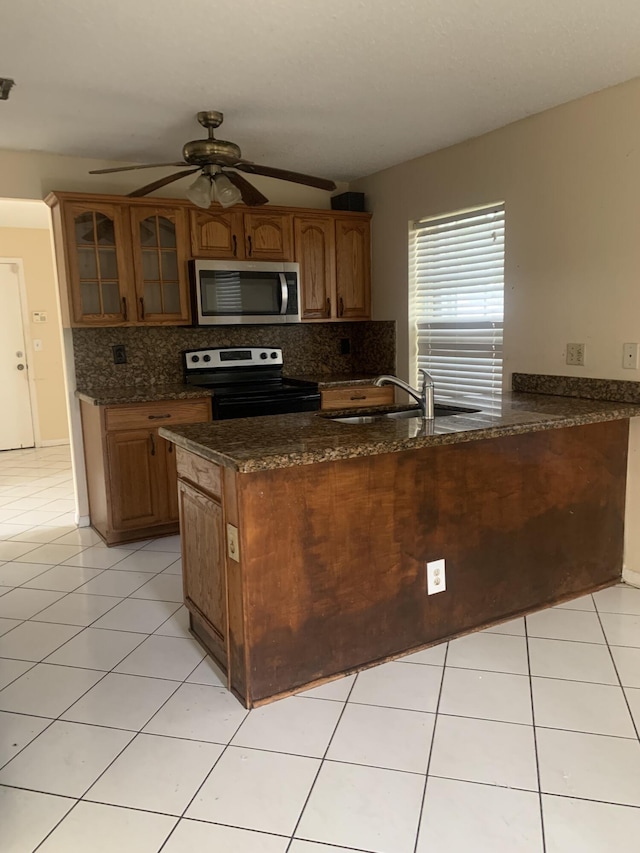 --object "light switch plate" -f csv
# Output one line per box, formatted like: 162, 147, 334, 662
227, 523, 240, 562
